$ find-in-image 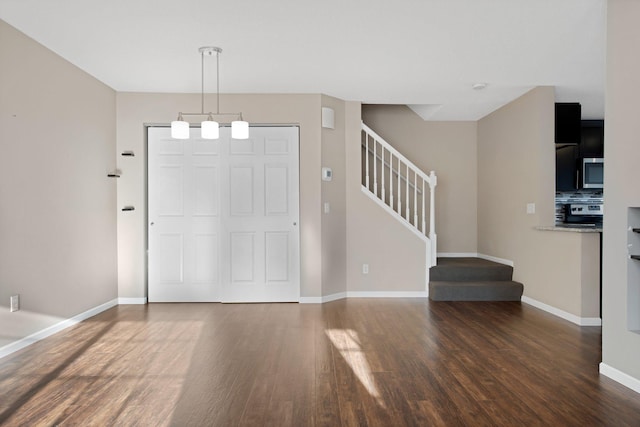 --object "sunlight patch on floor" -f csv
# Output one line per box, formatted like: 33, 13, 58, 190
325, 329, 385, 408
0, 320, 203, 425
